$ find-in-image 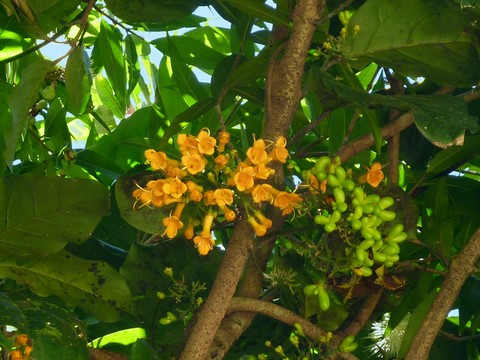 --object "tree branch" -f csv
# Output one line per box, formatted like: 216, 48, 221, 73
405, 226, 480, 360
